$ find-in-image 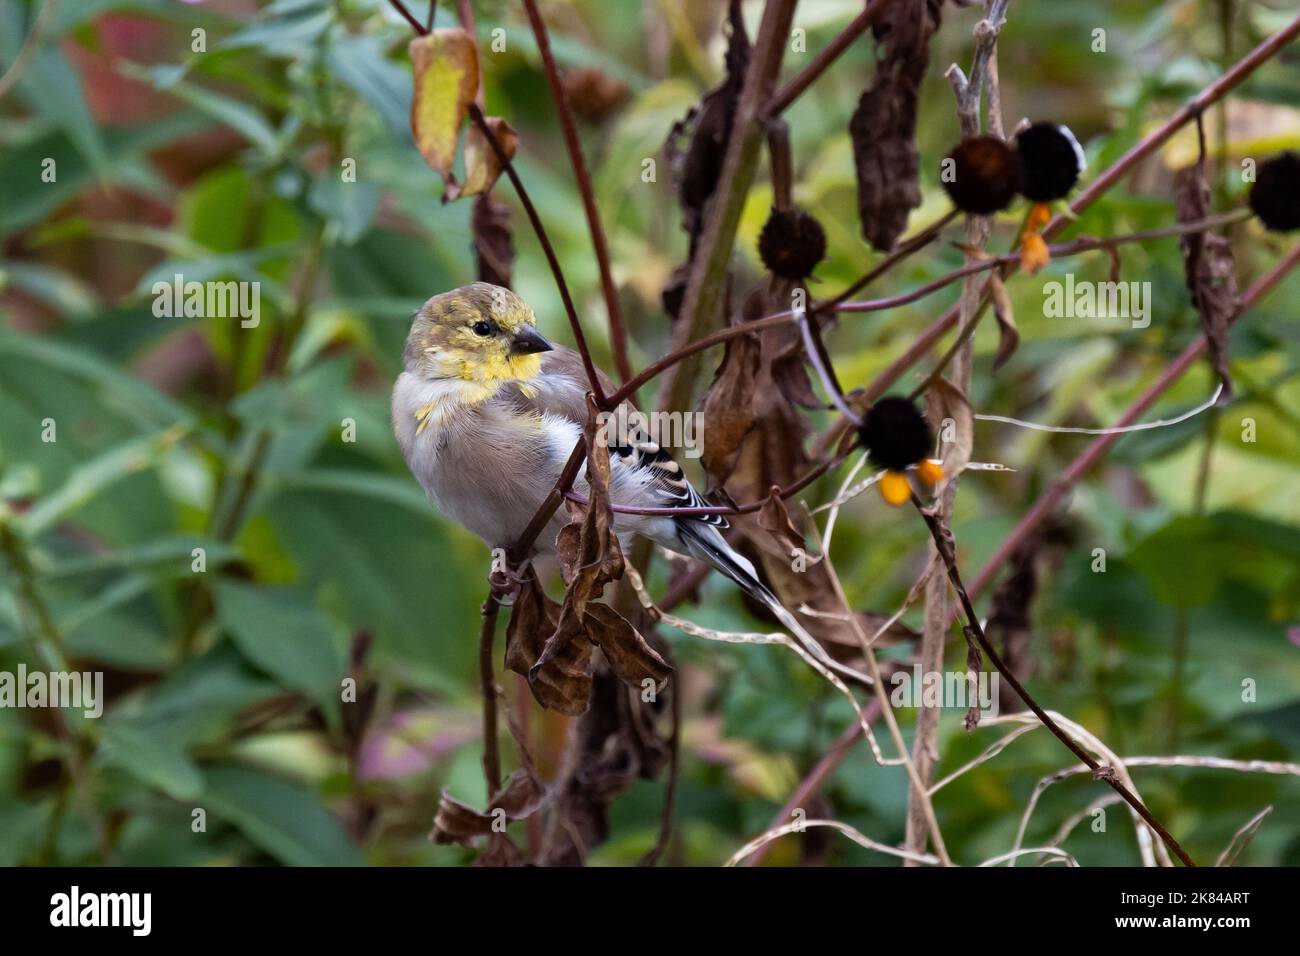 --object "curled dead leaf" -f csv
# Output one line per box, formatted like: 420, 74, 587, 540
698, 291, 763, 486
430, 766, 548, 847
584, 603, 672, 692
527, 397, 634, 714
504, 571, 561, 678
924, 376, 973, 493
757, 486, 807, 558
662, 0, 750, 316
446, 116, 518, 202
409, 28, 480, 189
849, 0, 944, 251
1176, 163, 1238, 398
988, 273, 1019, 372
